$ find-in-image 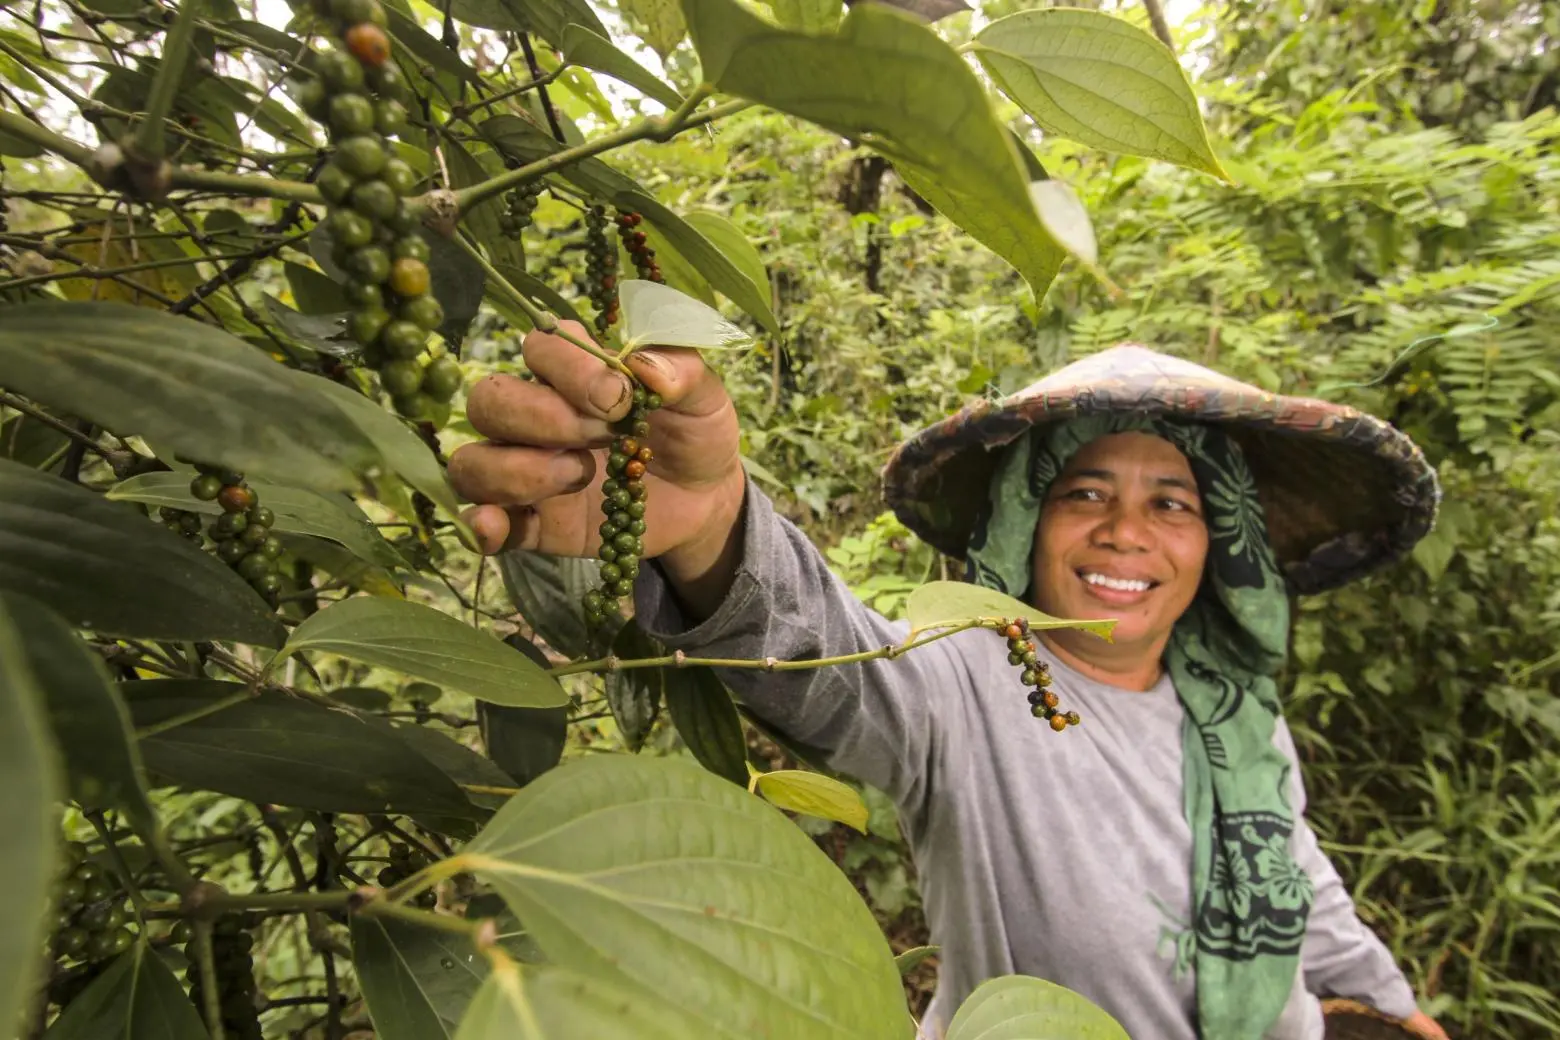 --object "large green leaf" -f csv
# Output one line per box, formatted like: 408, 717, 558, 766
284, 261, 350, 316
353, 913, 490, 1039
390, 722, 519, 810
1, 413, 70, 466
306, 376, 462, 519
0, 301, 377, 492
275, 597, 568, 708
42, 942, 209, 1040
970, 9, 1228, 180
558, 24, 684, 109
904, 581, 1117, 641
680, 0, 1064, 302
497, 551, 599, 660
604, 622, 664, 752
945, 975, 1130, 1039
764, 0, 840, 34
126, 680, 475, 815
619, 0, 687, 60
618, 191, 780, 335
446, 0, 610, 46
0, 459, 286, 646
108, 472, 404, 571
663, 666, 747, 785
683, 211, 769, 303
9, 595, 155, 828
453, 960, 704, 1038
0, 598, 62, 1040
479, 638, 567, 787
463, 755, 913, 1039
